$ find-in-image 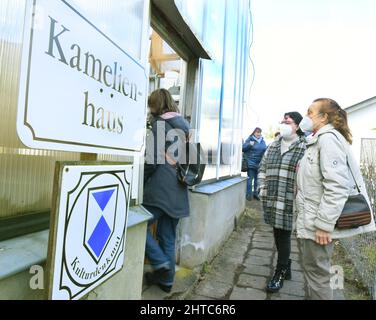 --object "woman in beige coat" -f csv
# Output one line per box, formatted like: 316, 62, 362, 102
296, 98, 375, 300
